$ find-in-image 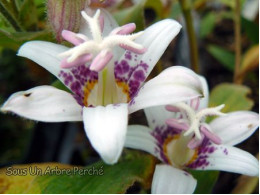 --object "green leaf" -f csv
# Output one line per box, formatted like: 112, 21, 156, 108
113, 0, 146, 31
0, 153, 155, 193
200, 13, 216, 38
19, 0, 38, 30
52, 80, 70, 93
0, 30, 54, 50
241, 17, 259, 44
207, 44, 235, 71
190, 170, 219, 194
209, 83, 254, 112
145, 0, 163, 20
